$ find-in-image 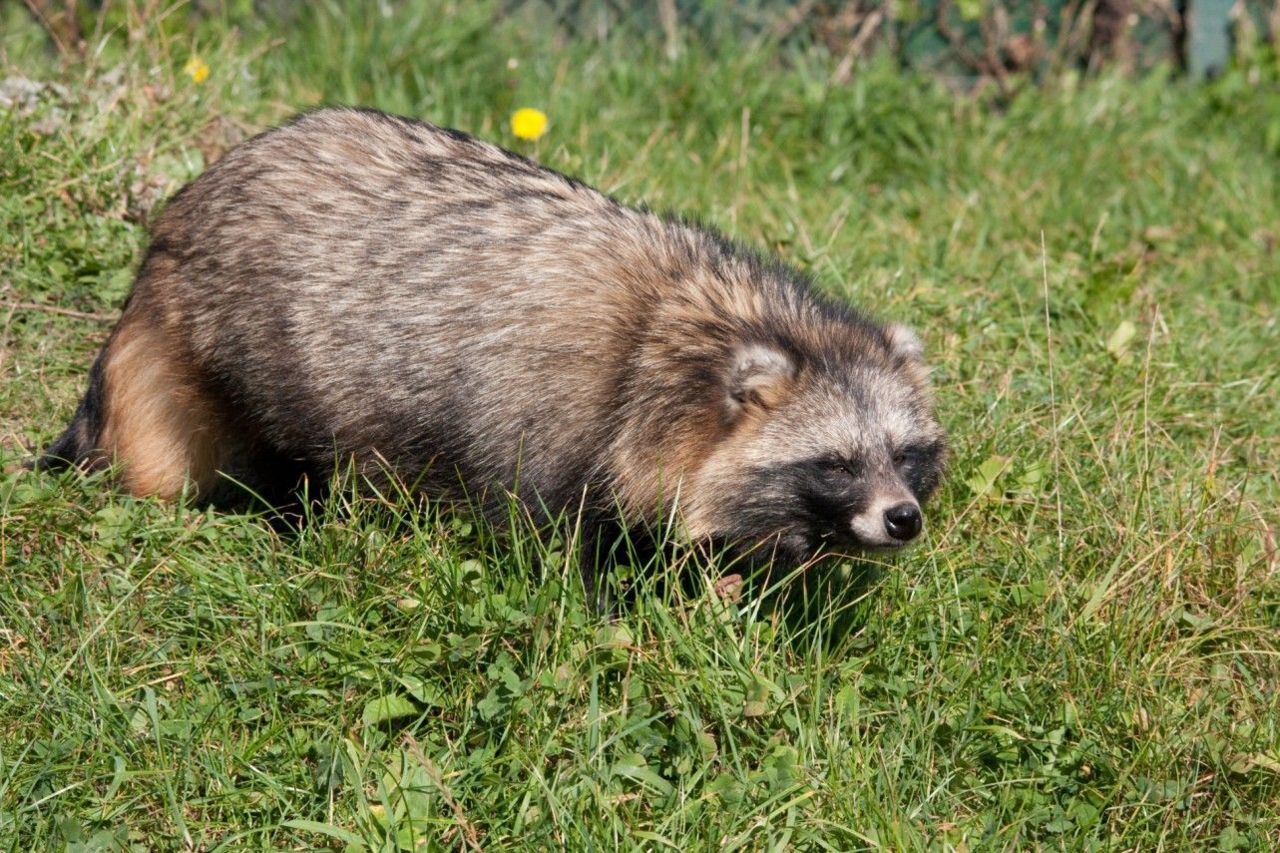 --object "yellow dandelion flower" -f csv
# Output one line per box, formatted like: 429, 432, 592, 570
510, 107, 548, 141
183, 55, 210, 85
